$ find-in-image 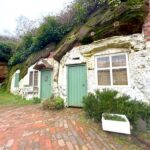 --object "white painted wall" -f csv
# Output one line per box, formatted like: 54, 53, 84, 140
11, 34, 150, 104
58, 34, 150, 104
11, 57, 59, 100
